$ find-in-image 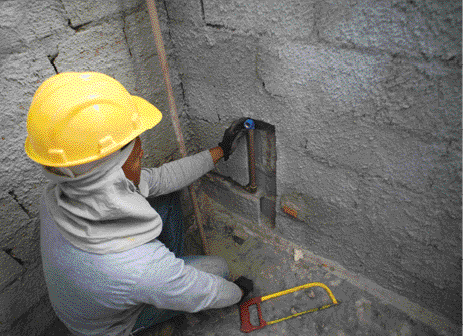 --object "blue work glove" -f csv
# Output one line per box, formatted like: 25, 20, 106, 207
234, 276, 254, 305
218, 117, 249, 161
